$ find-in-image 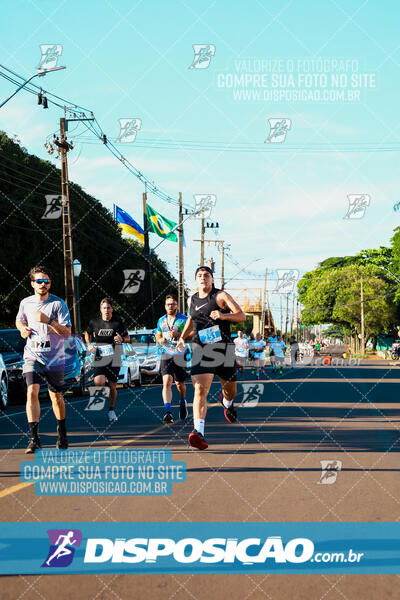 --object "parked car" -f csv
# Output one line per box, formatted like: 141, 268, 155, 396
115, 343, 141, 388
0, 354, 8, 410
63, 336, 95, 396
0, 329, 93, 399
128, 329, 161, 379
